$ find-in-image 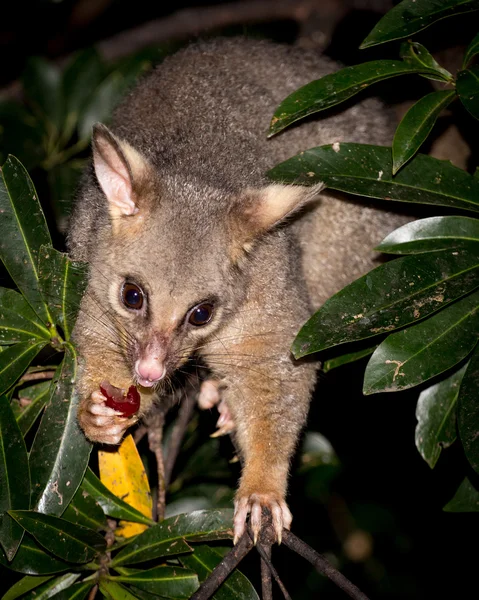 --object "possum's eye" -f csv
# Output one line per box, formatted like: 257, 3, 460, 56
188, 303, 214, 326
121, 282, 144, 310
